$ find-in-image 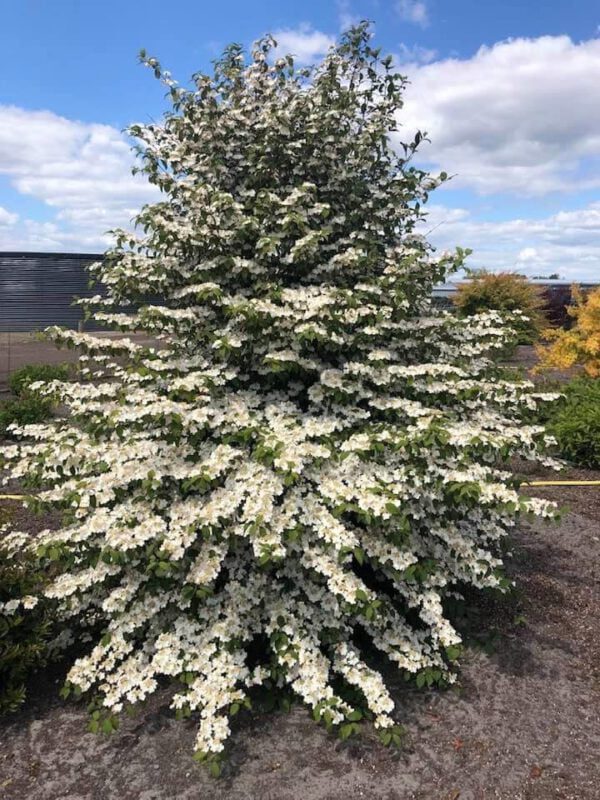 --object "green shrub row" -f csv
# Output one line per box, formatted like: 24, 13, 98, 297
0, 509, 56, 714
545, 377, 600, 469
0, 363, 71, 438
8, 362, 71, 397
